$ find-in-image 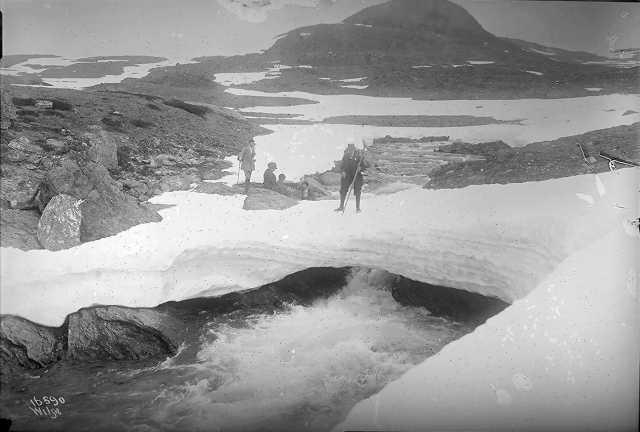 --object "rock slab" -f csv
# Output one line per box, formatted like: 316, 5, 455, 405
37, 193, 83, 251
83, 126, 118, 169
66, 306, 183, 361
0, 209, 41, 250
0, 315, 63, 368
243, 187, 299, 210
40, 158, 161, 242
